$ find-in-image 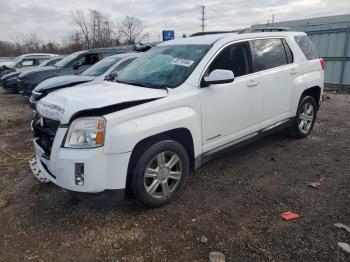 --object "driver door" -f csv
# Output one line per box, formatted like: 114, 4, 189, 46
199, 41, 262, 153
